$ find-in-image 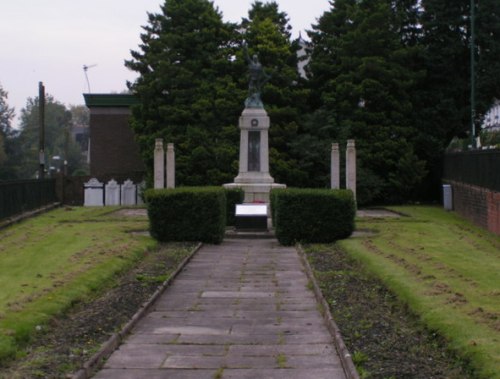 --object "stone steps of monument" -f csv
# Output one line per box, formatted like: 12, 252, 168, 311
225, 227, 275, 239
